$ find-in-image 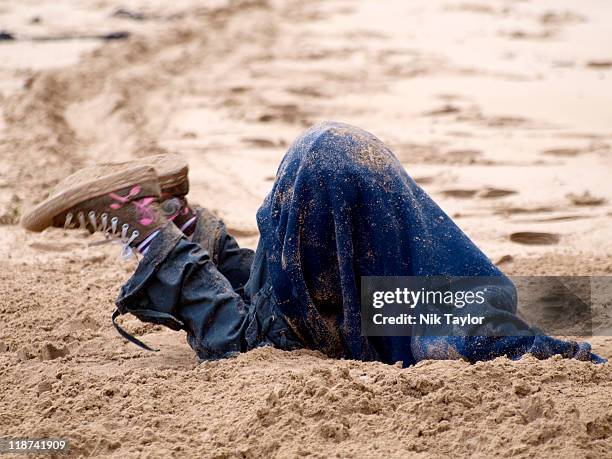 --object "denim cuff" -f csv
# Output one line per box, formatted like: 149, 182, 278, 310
116, 222, 184, 310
